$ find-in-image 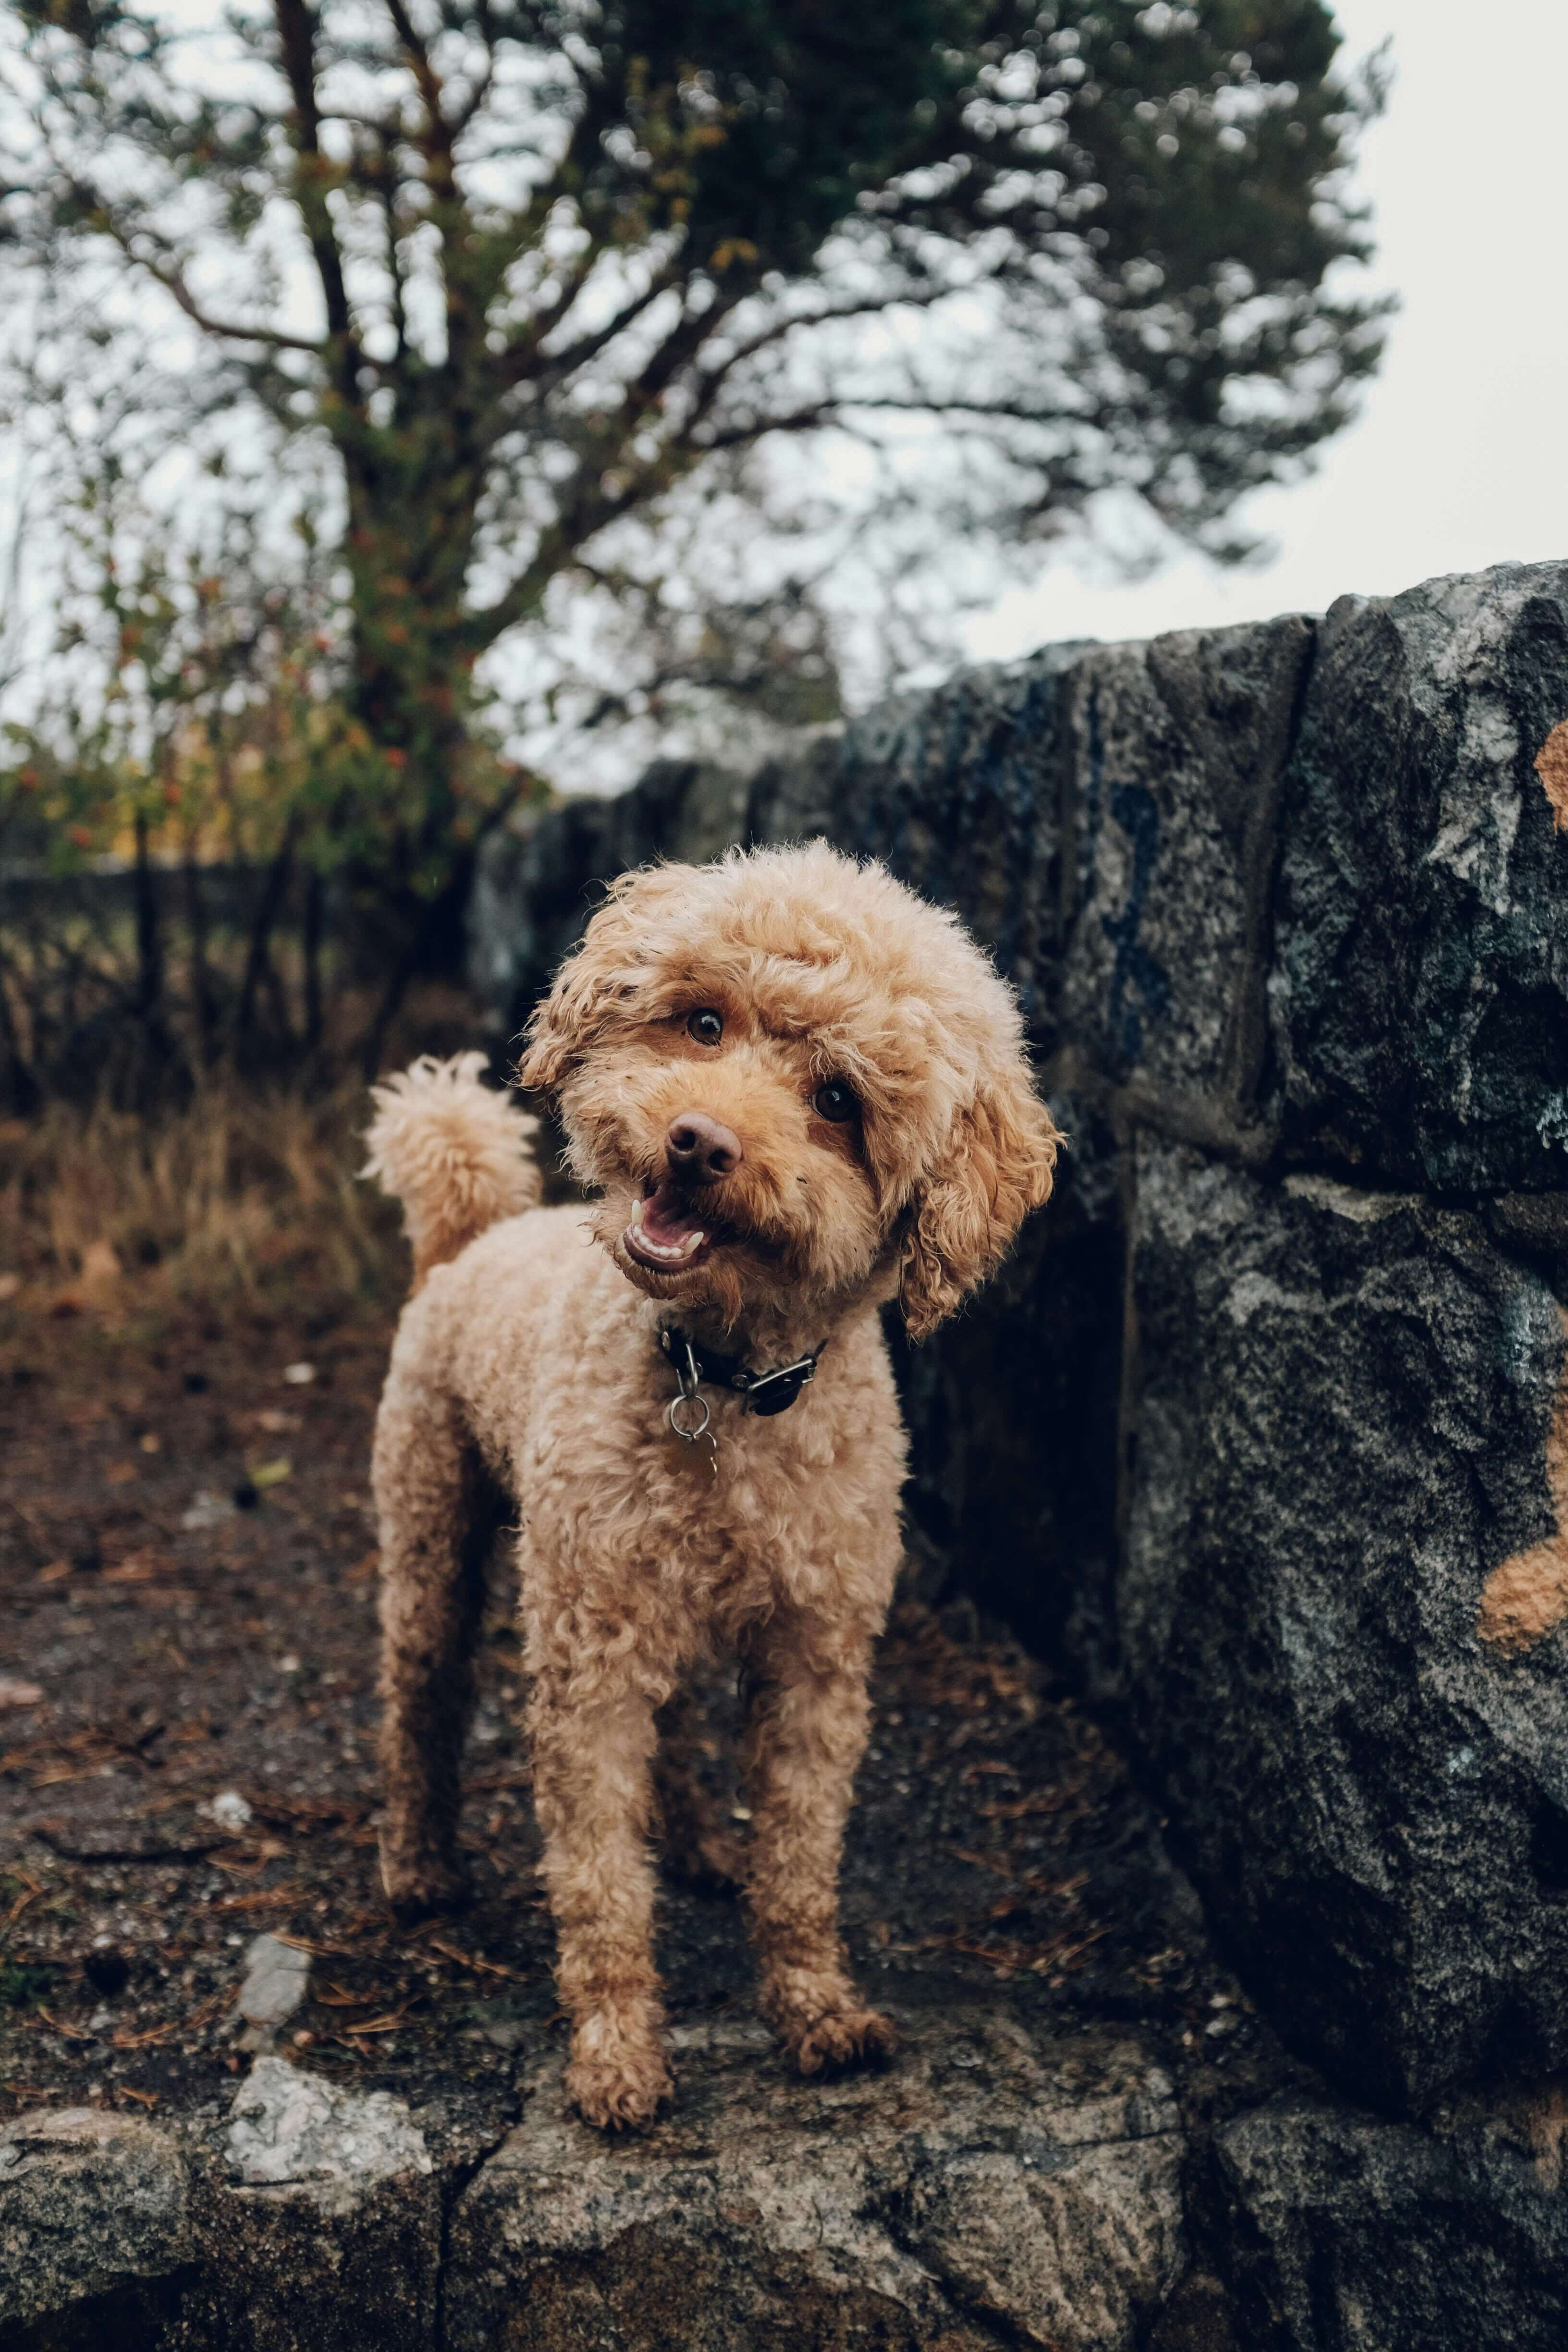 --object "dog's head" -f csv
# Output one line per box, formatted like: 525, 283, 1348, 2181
518, 843, 1059, 1337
